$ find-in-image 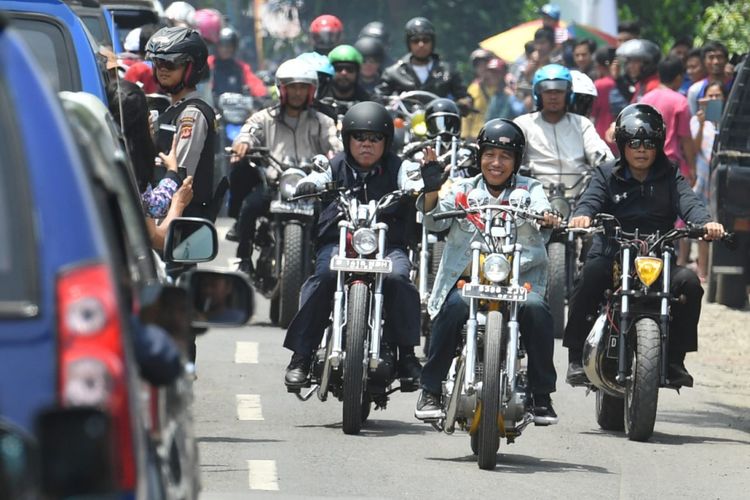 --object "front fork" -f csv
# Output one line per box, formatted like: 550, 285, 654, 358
418, 213, 430, 301
330, 222, 350, 368
617, 247, 631, 384
464, 242, 481, 392
659, 252, 672, 385
368, 223, 388, 369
